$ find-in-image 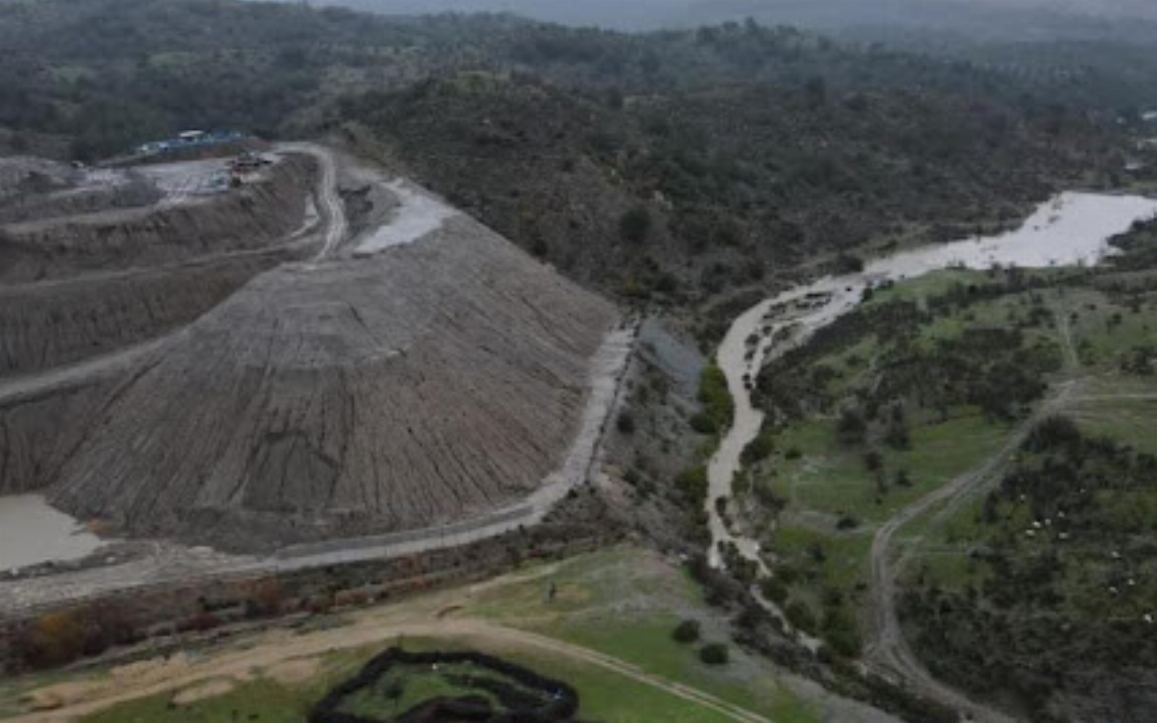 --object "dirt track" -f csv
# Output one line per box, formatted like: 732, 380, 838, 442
5, 618, 770, 723
864, 380, 1081, 723
278, 142, 347, 261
